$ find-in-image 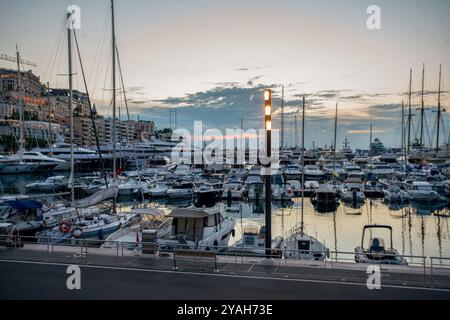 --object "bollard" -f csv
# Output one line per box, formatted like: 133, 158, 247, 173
214, 254, 218, 273
173, 251, 177, 270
